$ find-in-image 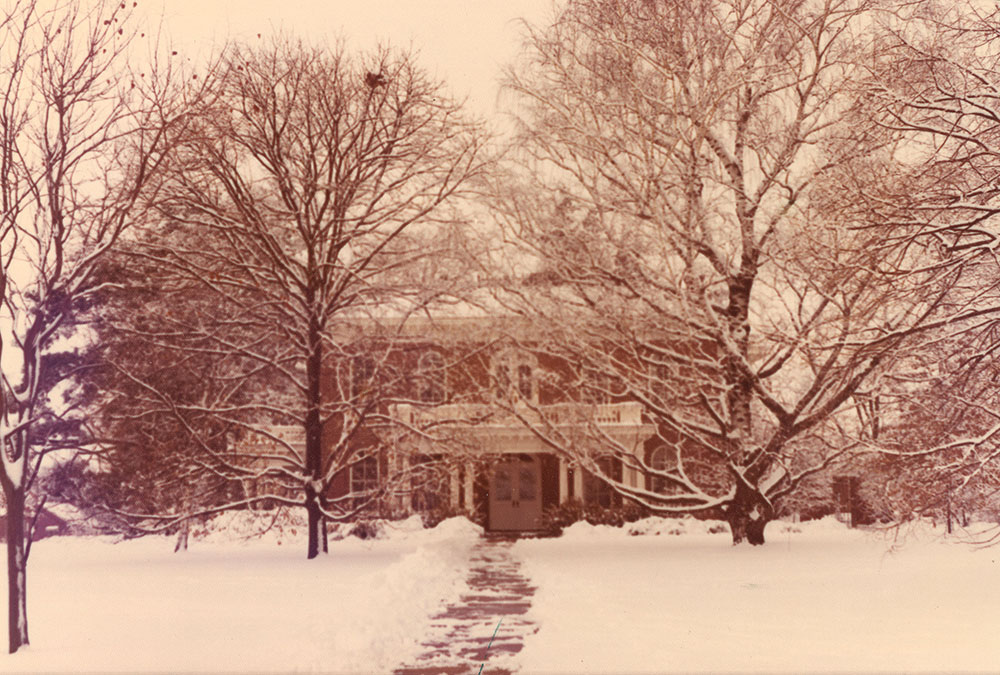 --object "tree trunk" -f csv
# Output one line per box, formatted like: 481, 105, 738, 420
320, 494, 329, 554
722, 274, 766, 547
4, 486, 29, 653
726, 484, 770, 546
305, 485, 322, 559
304, 299, 325, 560
174, 519, 189, 553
